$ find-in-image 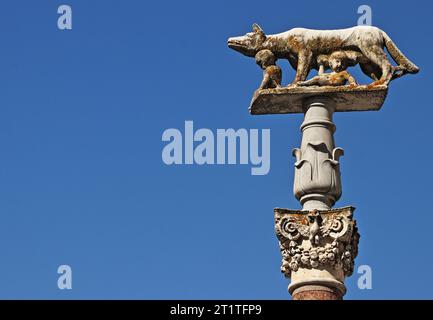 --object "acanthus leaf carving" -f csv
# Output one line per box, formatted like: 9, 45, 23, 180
275, 207, 359, 279
293, 143, 344, 206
